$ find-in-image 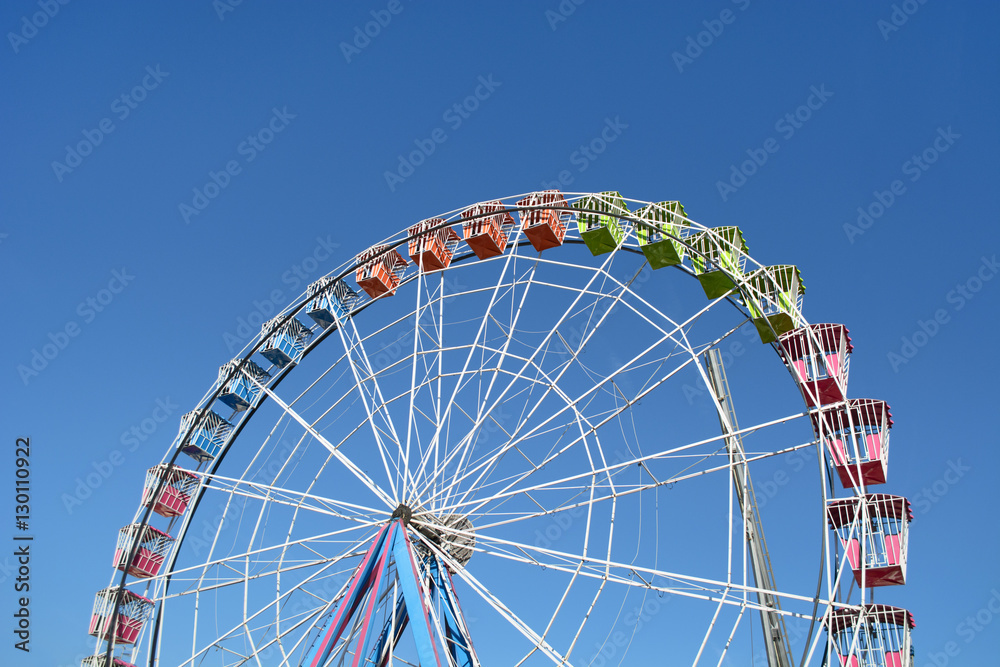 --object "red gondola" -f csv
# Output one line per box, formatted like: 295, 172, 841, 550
113, 524, 174, 578
461, 200, 515, 260
828, 494, 912, 587
408, 218, 461, 272
356, 244, 408, 298
88, 587, 153, 645
141, 464, 198, 518
779, 323, 852, 406
813, 399, 894, 488
516, 190, 569, 252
